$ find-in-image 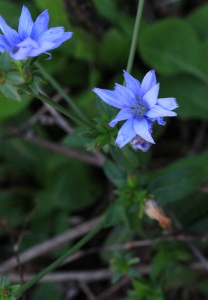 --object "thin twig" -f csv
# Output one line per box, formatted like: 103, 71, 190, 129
22, 135, 105, 167
0, 217, 102, 274
4, 262, 206, 283
97, 276, 130, 300
168, 208, 208, 271
79, 281, 97, 300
